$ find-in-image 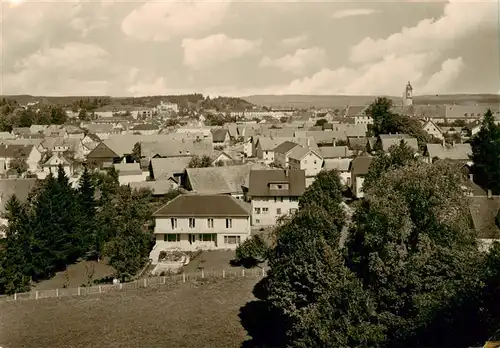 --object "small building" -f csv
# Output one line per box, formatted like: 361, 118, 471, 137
349, 156, 373, 198
211, 128, 230, 147
0, 144, 42, 175
422, 120, 444, 141
150, 194, 251, 259
273, 141, 301, 169
425, 143, 472, 166
86, 142, 122, 169
288, 147, 323, 187
114, 162, 147, 186
42, 153, 73, 178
